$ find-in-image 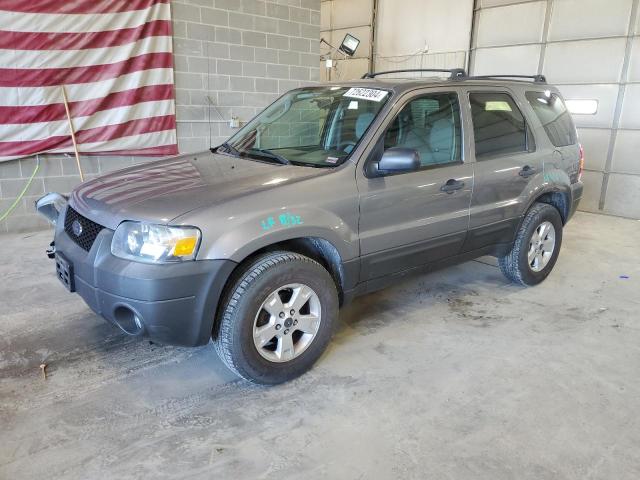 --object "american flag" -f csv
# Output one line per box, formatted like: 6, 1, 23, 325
0, 0, 179, 162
